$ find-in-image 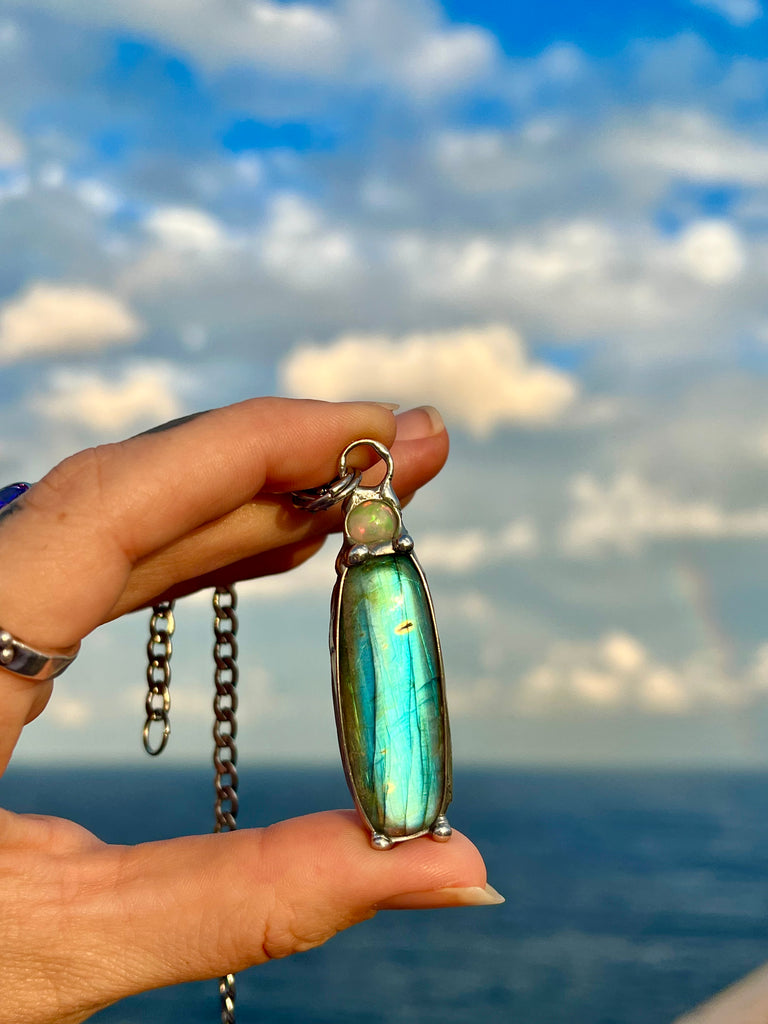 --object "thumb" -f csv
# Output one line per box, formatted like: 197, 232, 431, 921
17, 810, 497, 1022
673, 961, 768, 1024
